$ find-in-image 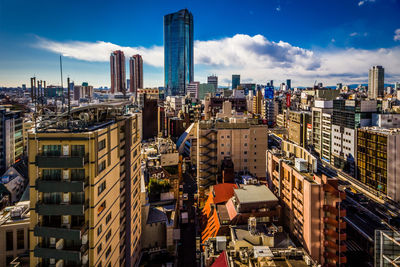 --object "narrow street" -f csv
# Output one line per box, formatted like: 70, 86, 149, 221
178, 172, 197, 267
